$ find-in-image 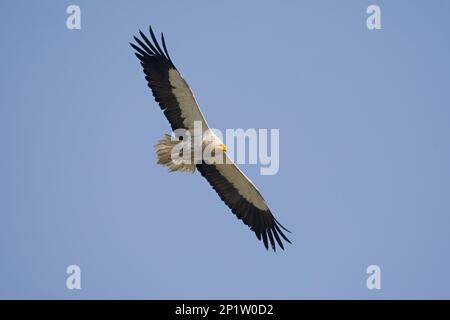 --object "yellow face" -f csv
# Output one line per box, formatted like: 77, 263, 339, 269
217, 143, 227, 153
